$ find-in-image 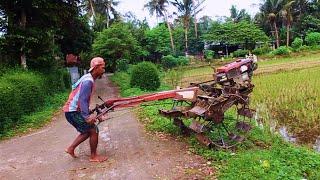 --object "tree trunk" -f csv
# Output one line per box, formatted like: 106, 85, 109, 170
164, 12, 175, 53
184, 27, 188, 56
20, 8, 27, 69
192, 0, 199, 39
286, 23, 290, 47
89, 0, 96, 18
274, 22, 280, 48
106, 9, 110, 28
